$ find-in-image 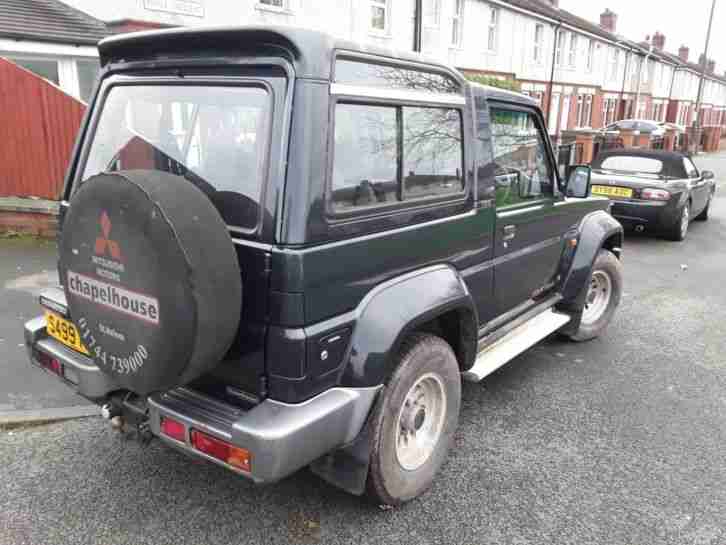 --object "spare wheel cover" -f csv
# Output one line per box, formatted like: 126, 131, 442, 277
59, 170, 242, 395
